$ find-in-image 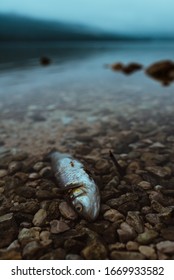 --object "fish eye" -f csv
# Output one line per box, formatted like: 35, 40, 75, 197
75, 203, 83, 212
